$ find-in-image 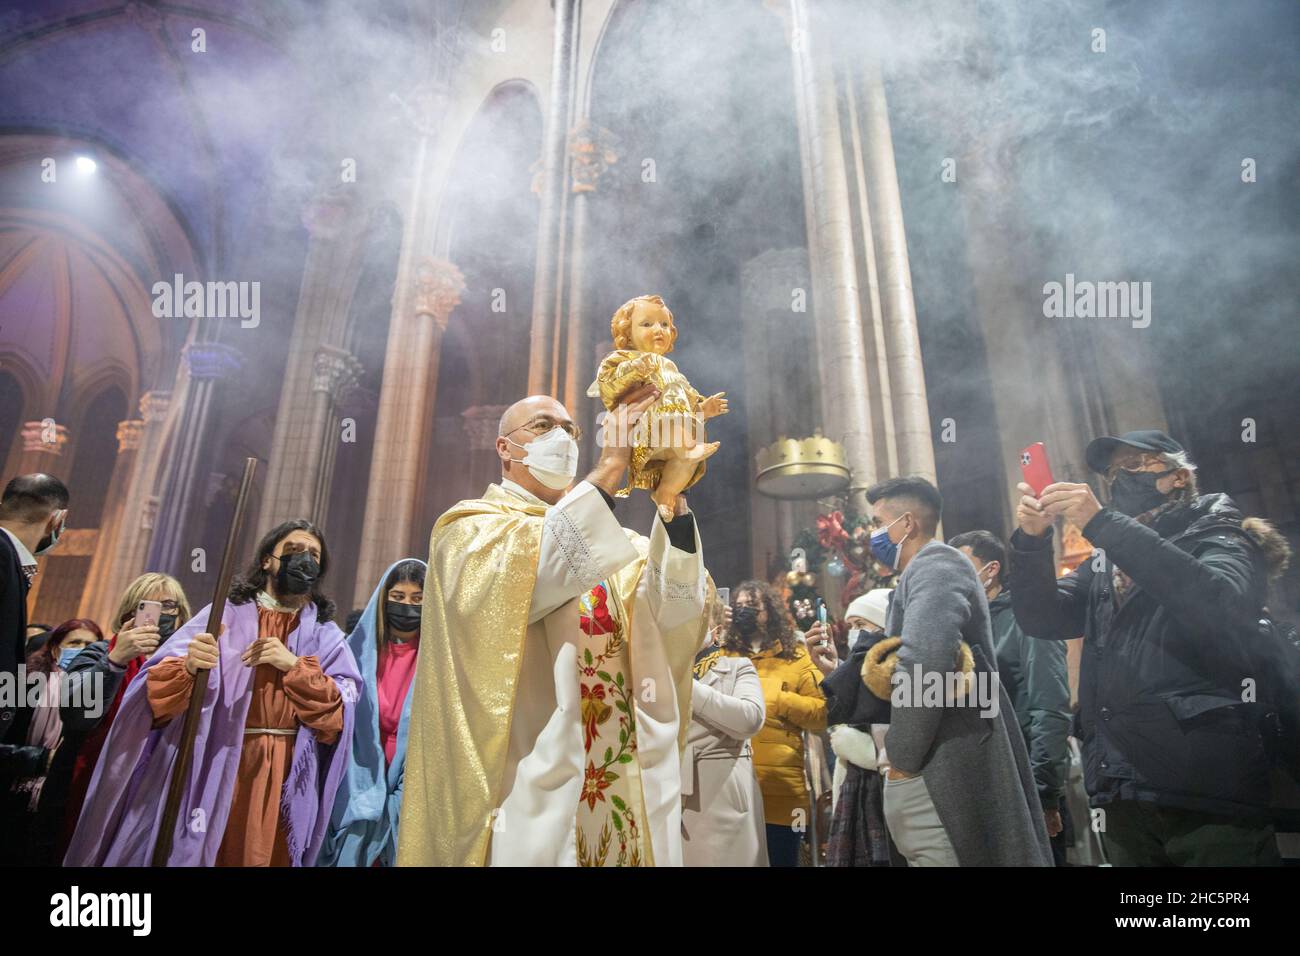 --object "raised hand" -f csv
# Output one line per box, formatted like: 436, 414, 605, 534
1014, 481, 1053, 537
700, 392, 729, 419
1038, 481, 1102, 530
110, 624, 160, 665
